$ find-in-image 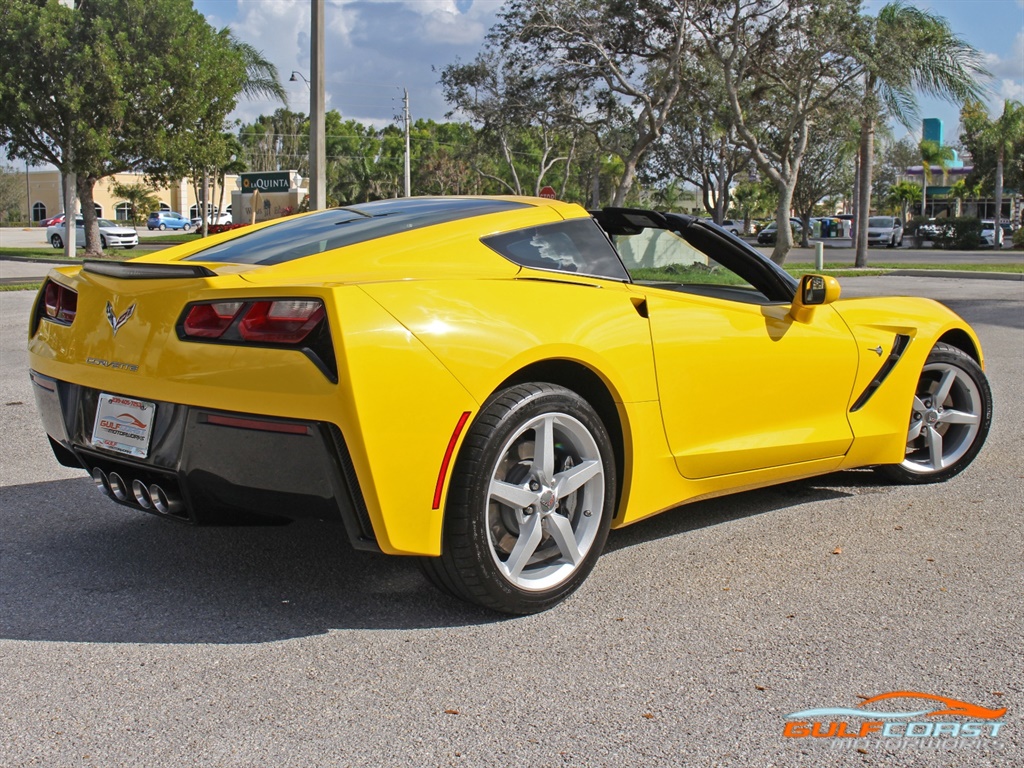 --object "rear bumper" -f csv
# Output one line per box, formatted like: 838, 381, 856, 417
30, 370, 379, 550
